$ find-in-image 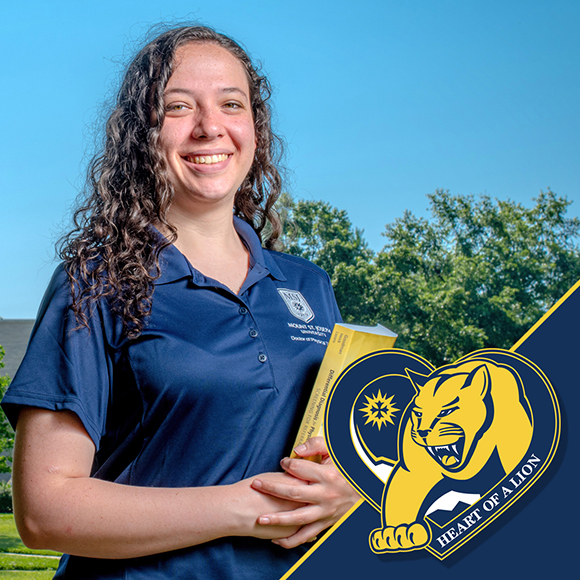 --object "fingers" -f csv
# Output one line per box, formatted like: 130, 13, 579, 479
279, 455, 339, 484
257, 504, 323, 527
272, 522, 325, 549
251, 475, 325, 503
252, 461, 342, 500
250, 455, 360, 548
253, 464, 359, 534
292, 436, 329, 460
